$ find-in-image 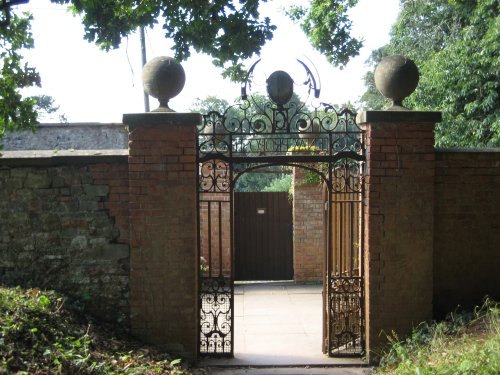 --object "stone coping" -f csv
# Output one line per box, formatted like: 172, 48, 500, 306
0, 149, 128, 167
357, 110, 442, 124
123, 112, 202, 128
